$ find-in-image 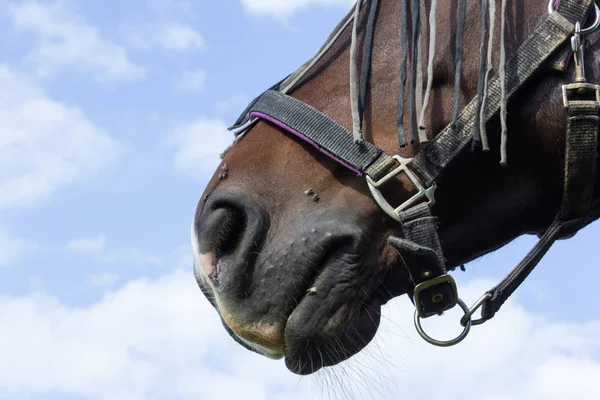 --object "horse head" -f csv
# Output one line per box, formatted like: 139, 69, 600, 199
193, 0, 600, 374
